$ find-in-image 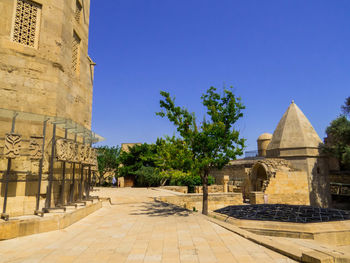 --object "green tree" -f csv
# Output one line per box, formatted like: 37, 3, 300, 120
134, 166, 160, 187
341, 96, 350, 117
325, 116, 350, 170
118, 143, 158, 184
96, 146, 120, 185
157, 86, 245, 214
155, 136, 194, 173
